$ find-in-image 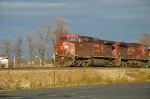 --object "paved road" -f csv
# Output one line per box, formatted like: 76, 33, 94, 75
0, 82, 150, 99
